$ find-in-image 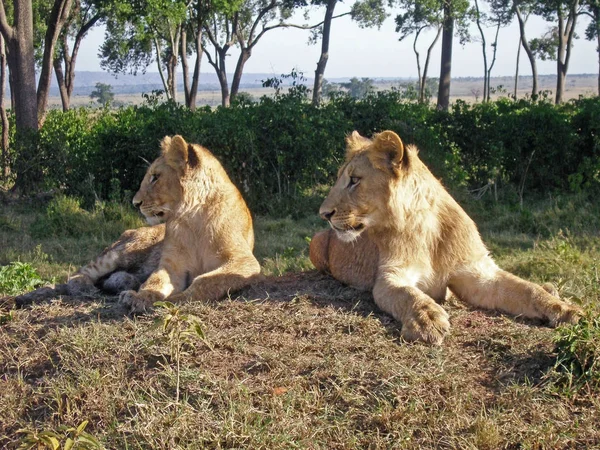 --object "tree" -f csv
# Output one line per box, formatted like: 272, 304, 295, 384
180, 0, 212, 110
513, 0, 539, 97
395, 0, 444, 104
436, 0, 469, 110
581, 0, 600, 95
534, 0, 581, 104
308, 0, 386, 106
100, 0, 189, 102
471, 0, 512, 102
204, 0, 296, 107
90, 82, 115, 104
0, 0, 38, 133
54, 0, 104, 111
340, 77, 374, 98
35, 0, 74, 122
